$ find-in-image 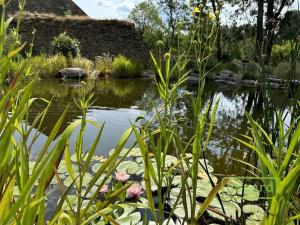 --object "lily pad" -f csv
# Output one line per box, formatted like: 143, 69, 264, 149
92, 163, 102, 173
239, 185, 260, 201
115, 212, 141, 225
116, 161, 141, 174
174, 203, 201, 219
70, 153, 89, 162
227, 178, 243, 188
208, 201, 241, 221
